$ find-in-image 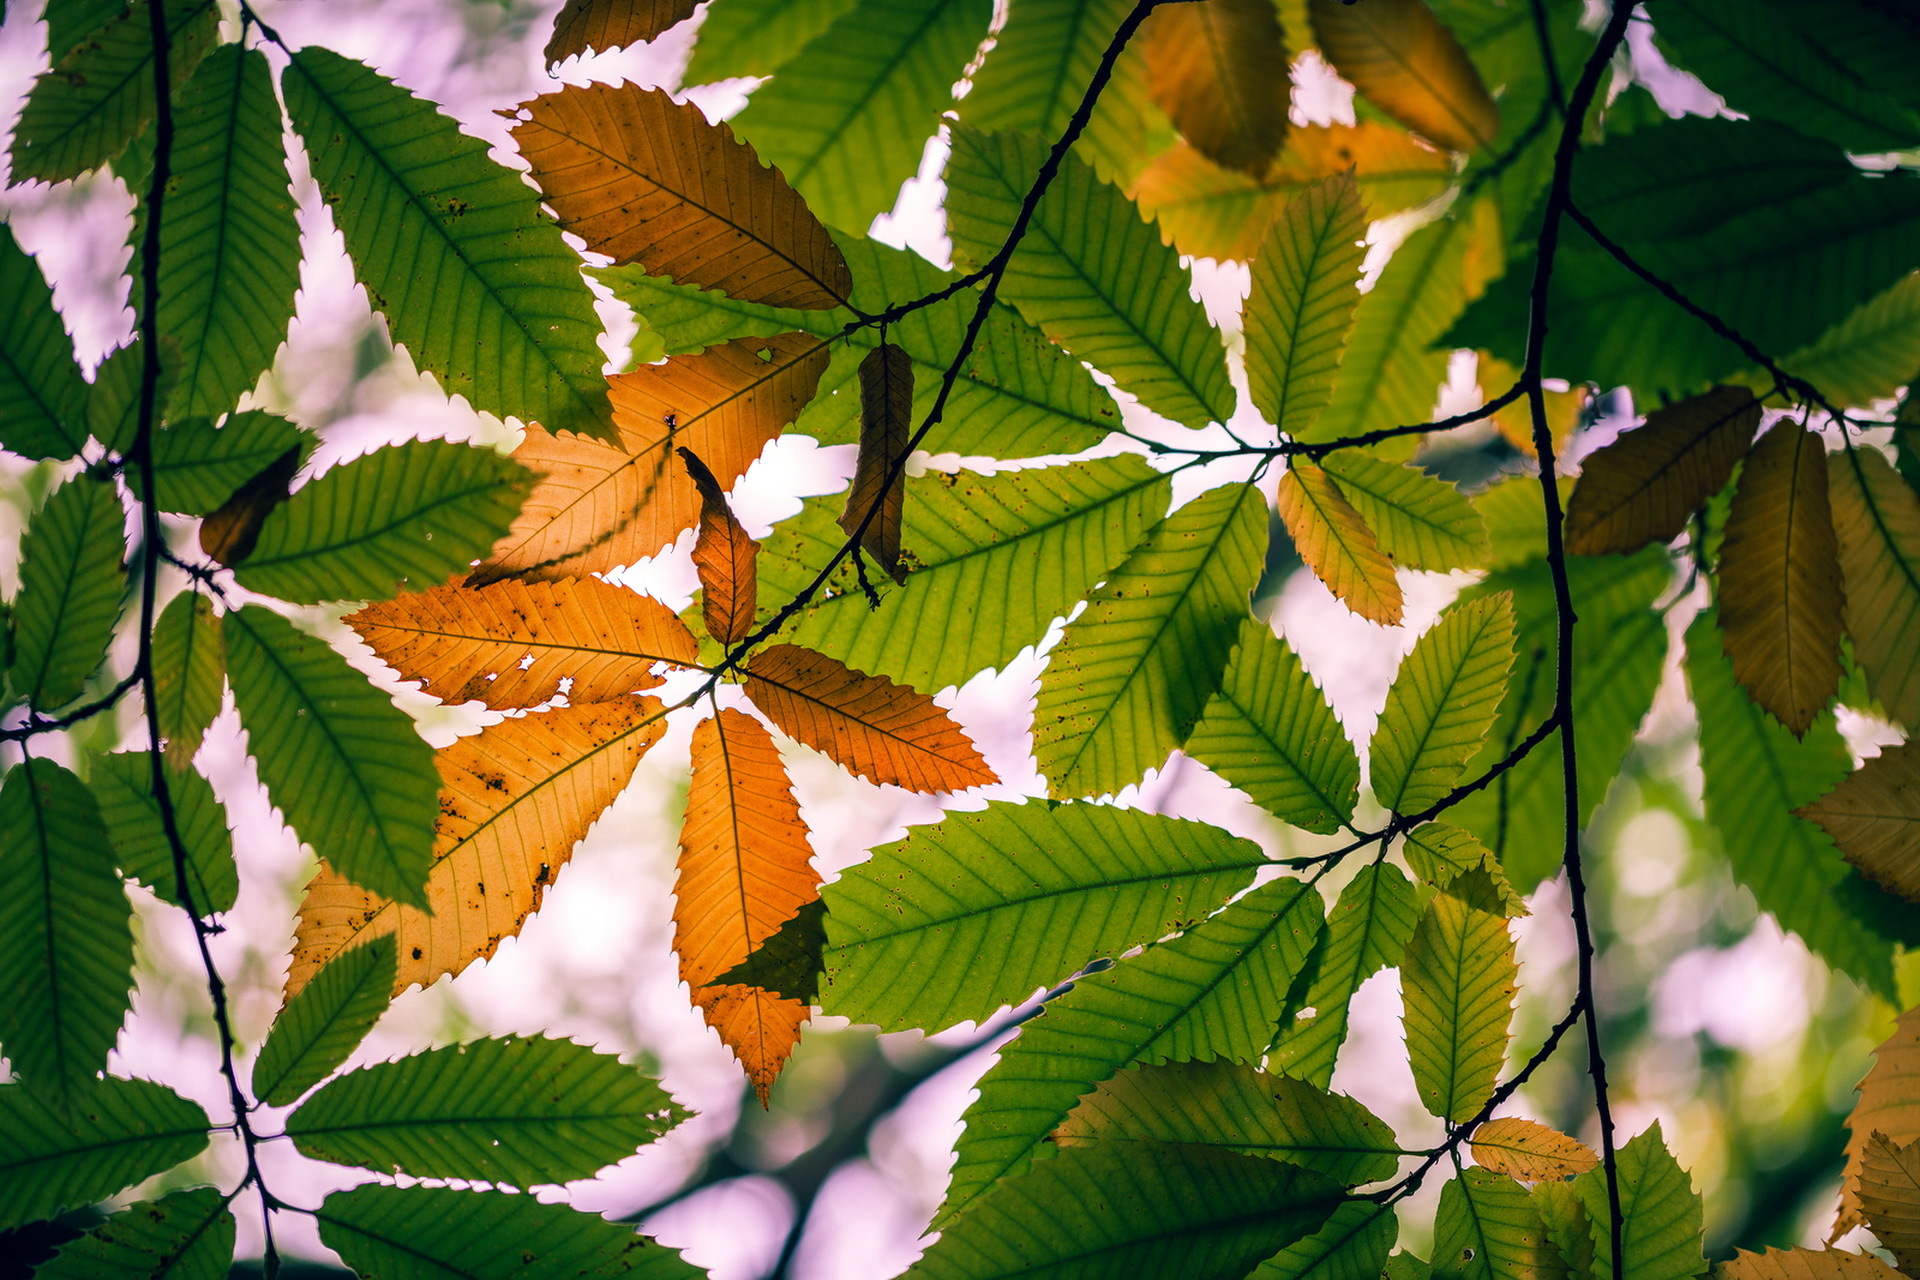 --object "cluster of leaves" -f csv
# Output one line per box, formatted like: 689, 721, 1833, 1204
6, 0, 1920, 1276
